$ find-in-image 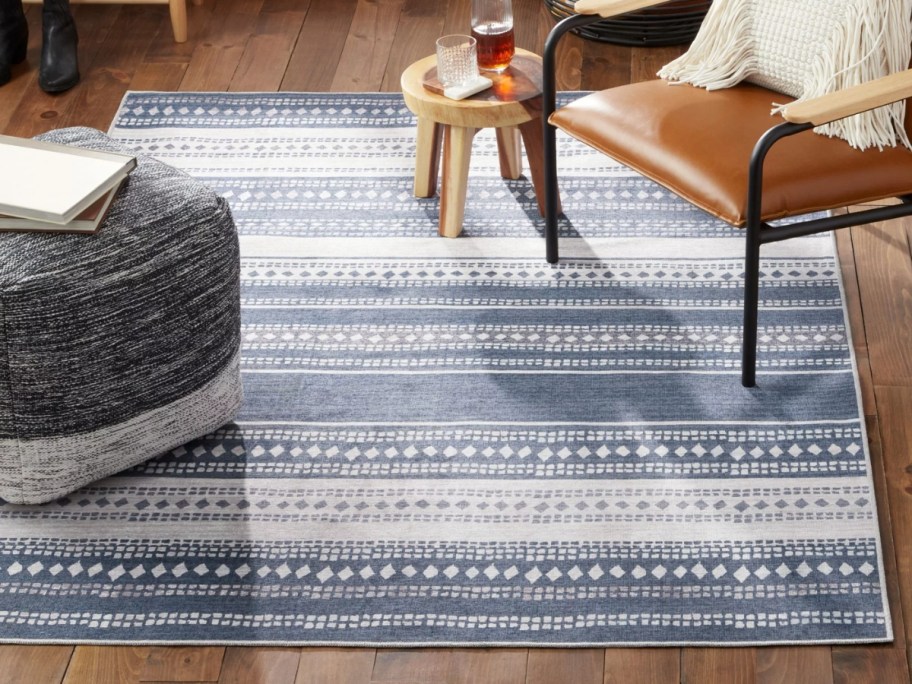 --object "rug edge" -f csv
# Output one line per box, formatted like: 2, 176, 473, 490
0, 636, 895, 647
829, 229, 894, 642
